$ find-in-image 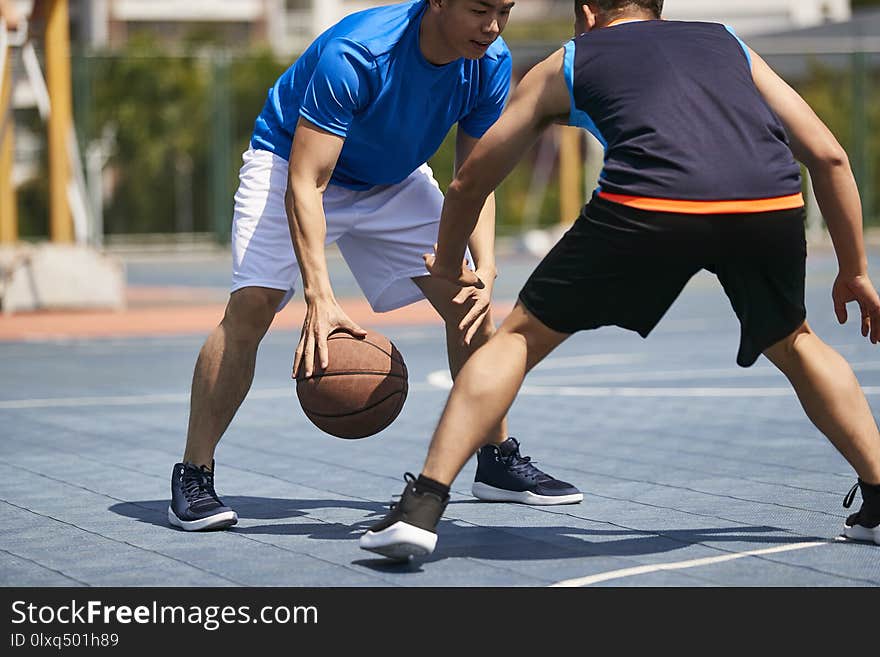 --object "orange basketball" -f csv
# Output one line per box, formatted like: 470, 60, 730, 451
295, 330, 408, 439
